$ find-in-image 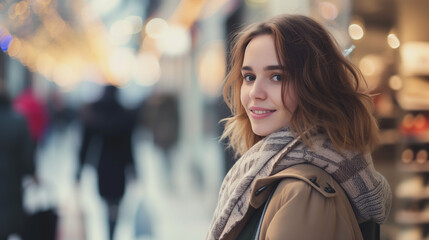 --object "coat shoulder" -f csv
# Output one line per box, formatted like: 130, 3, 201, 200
256, 164, 363, 240
250, 164, 338, 208
276, 164, 339, 197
